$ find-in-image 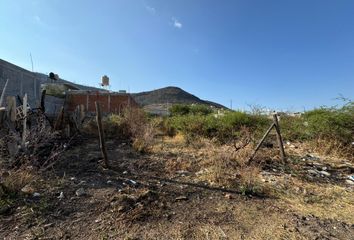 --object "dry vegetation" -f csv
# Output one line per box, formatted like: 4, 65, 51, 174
0, 103, 353, 239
